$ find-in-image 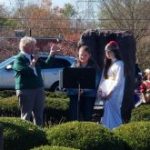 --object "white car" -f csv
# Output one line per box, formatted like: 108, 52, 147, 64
0, 53, 76, 91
